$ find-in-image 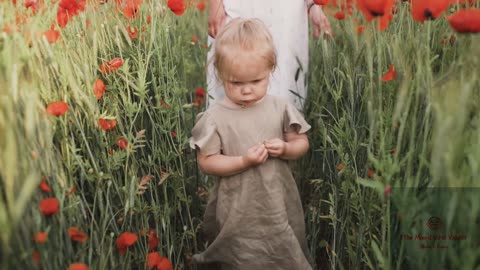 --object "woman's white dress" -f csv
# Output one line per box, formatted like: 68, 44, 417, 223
206, 0, 309, 112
